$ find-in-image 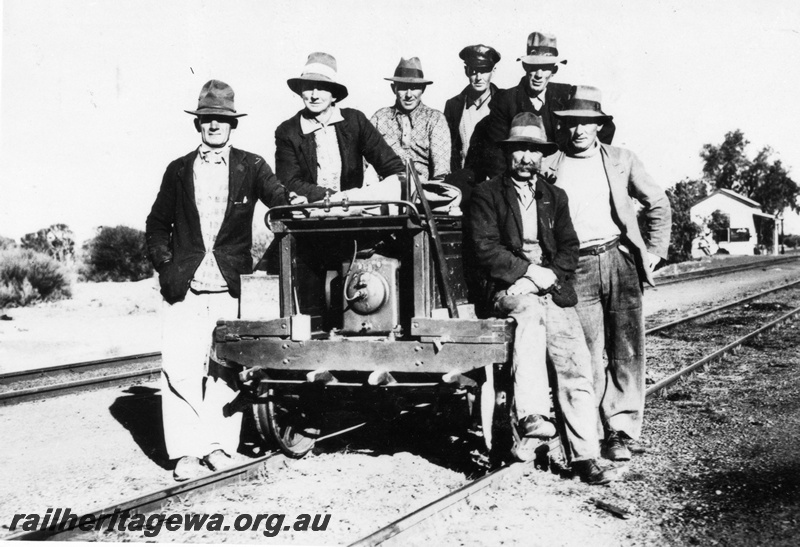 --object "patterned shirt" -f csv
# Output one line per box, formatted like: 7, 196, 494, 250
370, 102, 451, 182
190, 144, 231, 292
